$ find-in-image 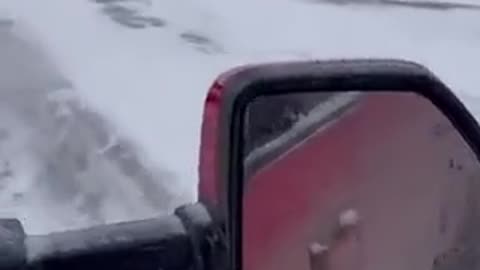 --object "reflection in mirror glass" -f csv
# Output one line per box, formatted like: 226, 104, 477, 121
242, 92, 480, 270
